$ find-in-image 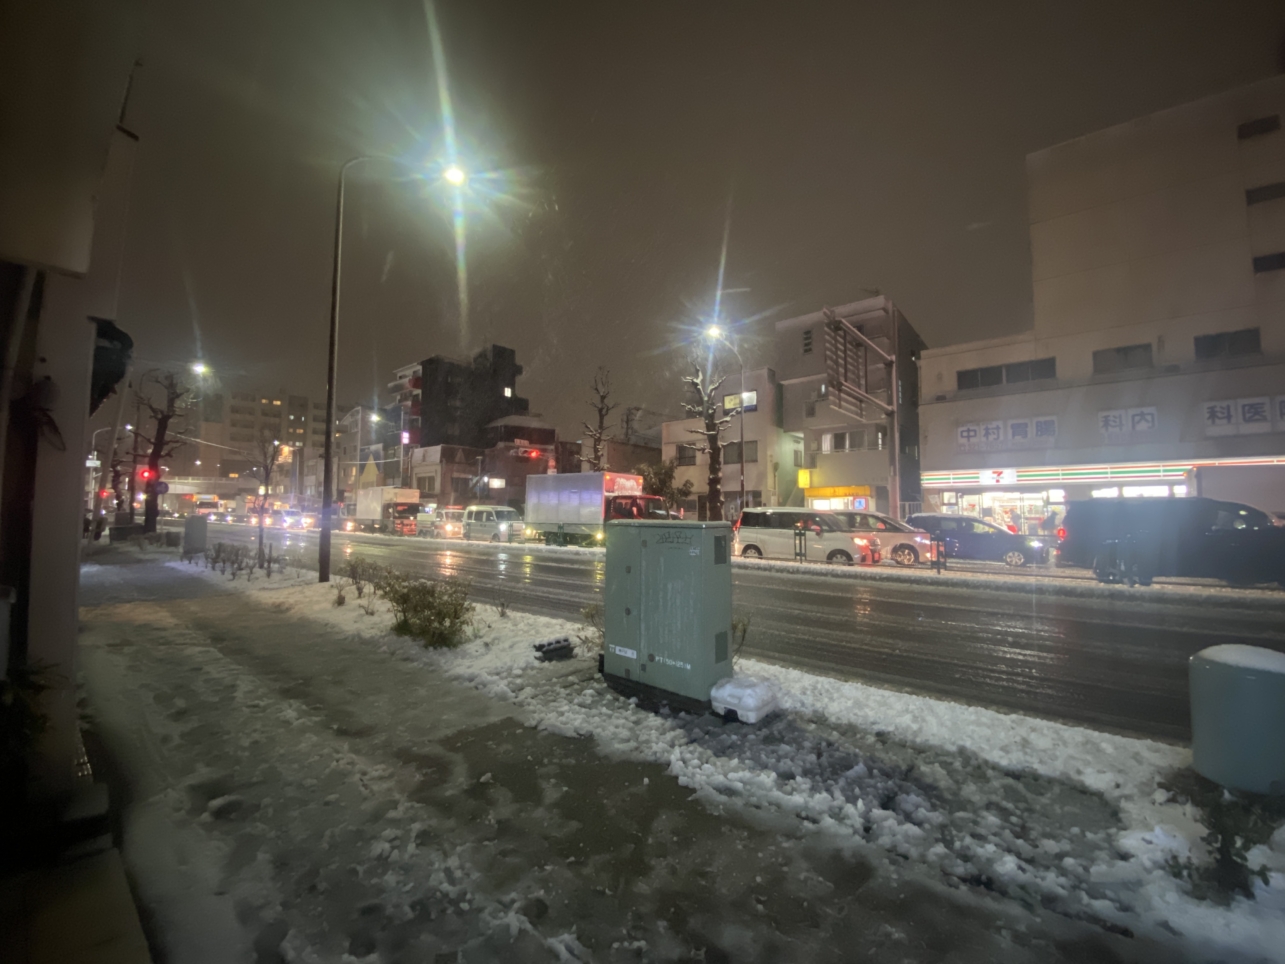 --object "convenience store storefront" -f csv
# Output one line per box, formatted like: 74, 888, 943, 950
920, 457, 1285, 535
